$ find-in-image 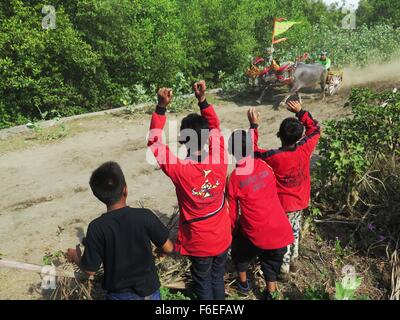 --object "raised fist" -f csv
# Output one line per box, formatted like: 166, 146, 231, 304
286, 100, 302, 114
247, 107, 261, 125
193, 80, 207, 103
157, 88, 173, 108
